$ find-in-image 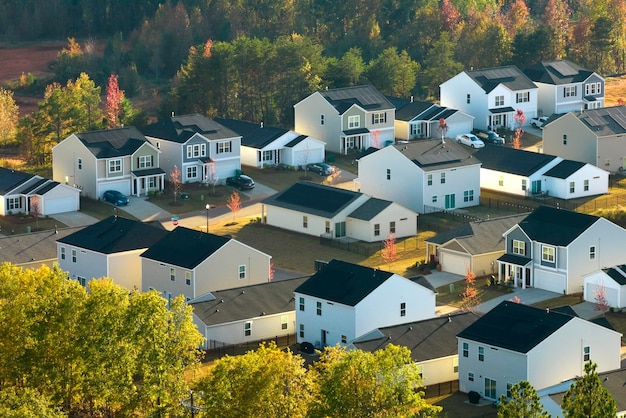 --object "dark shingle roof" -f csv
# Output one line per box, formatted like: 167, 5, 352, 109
141, 114, 239, 143
353, 312, 481, 362
466, 66, 537, 93
473, 146, 558, 176
576, 106, 626, 137
190, 277, 308, 326
215, 118, 288, 149
141, 226, 231, 269
319, 85, 394, 114
294, 259, 395, 306
262, 182, 363, 218
0, 167, 35, 194
390, 139, 480, 171
542, 160, 586, 179
0, 227, 83, 265
604, 266, 626, 286
518, 206, 599, 246
390, 98, 463, 123
550, 368, 626, 413
523, 60, 593, 85
57, 216, 168, 254
393, 100, 435, 121
348, 197, 393, 221
457, 301, 574, 353
75, 127, 148, 158
284, 134, 308, 148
